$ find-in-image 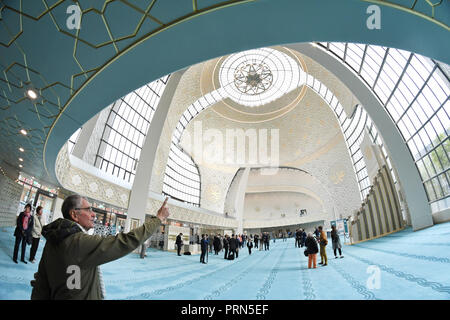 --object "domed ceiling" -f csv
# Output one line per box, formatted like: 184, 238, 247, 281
174, 46, 362, 215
